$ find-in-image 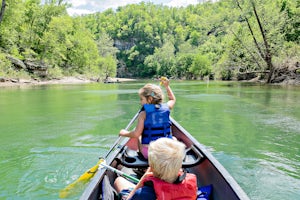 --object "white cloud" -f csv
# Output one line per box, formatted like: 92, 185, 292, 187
64, 0, 218, 16
65, 0, 147, 15
66, 0, 89, 7
97, 0, 143, 11
166, 0, 199, 7
67, 8, 95, 16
